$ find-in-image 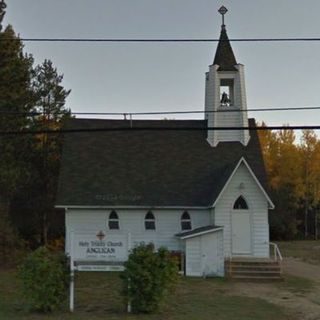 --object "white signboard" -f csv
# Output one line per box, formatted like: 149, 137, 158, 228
71, 230, 129, 262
